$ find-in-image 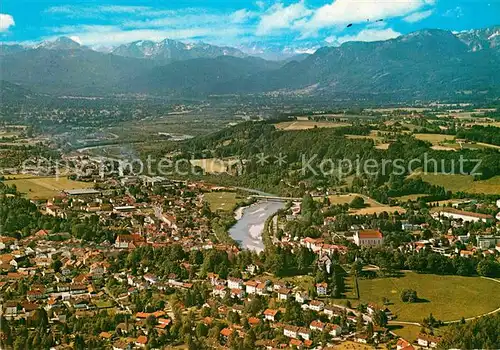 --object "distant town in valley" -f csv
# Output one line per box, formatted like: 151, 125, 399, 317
1, 1, 500, 349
